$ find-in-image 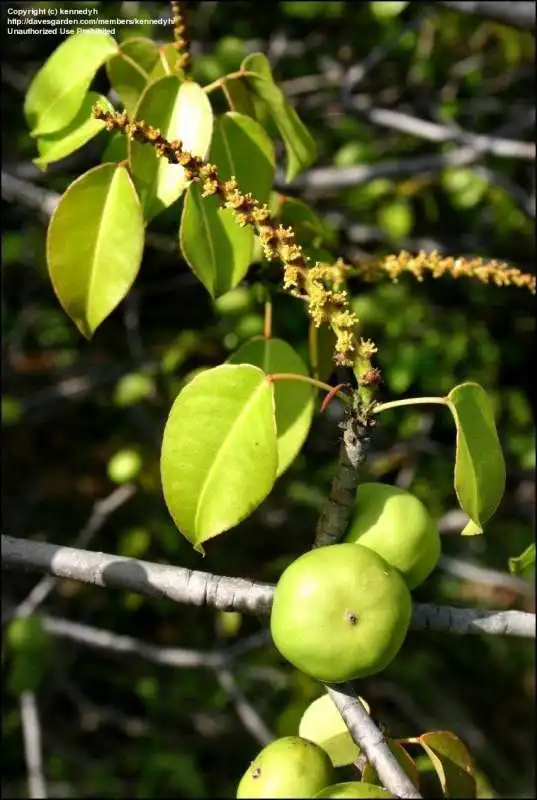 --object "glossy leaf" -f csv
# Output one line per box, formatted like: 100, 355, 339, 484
180, 112, 275, 296
418, 731, 476, 799
160, 364, 278, 549
150, 43, 184, 80
222, 77, 257, 117
298, 694, 370, 767
25, 33, 117, 137
279, 196, 336, 246
446, 383, 506, 534
129, 77, 213, 220
228, 337, 314, 476
47, 163, 144, 338
33, 93, 114, 169
362, 740, 420, 790
107, 38, 161, 115
508, 542, 535, 576
242, 52, 316, 181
